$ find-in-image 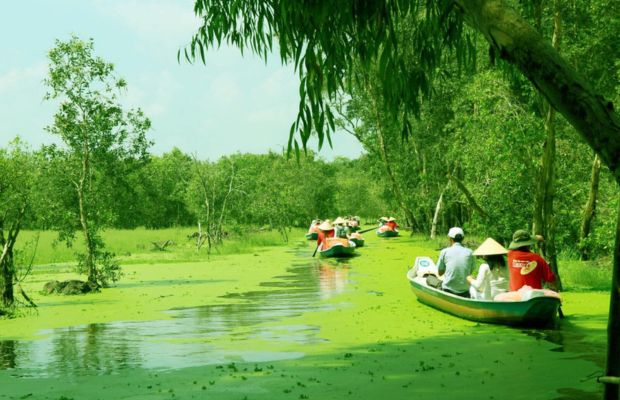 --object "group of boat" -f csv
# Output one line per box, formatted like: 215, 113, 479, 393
305, 216, 400, 258
305, 218, 561, 328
